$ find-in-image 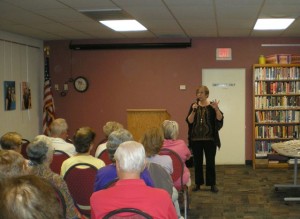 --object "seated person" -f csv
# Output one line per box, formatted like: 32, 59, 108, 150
0, 132, 23, 153
0, 175, 64, 219
90, 141, 177, 219
61, 127, 105, 177
0, 150, 29, 180
162, 120, 192, 188
140, 127, 182, 219
94, 121, 123, 158
27, 135, 79, 219
94, 128, 153, 191
141, 127, 173, 174
49, 118, 76, 156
